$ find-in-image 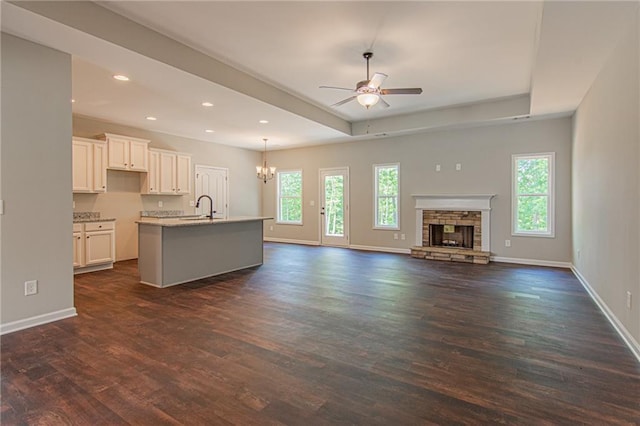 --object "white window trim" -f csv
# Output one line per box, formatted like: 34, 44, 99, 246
511, 152, 555, 238
276, 169, 303, 225
373, 163, 400, 231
